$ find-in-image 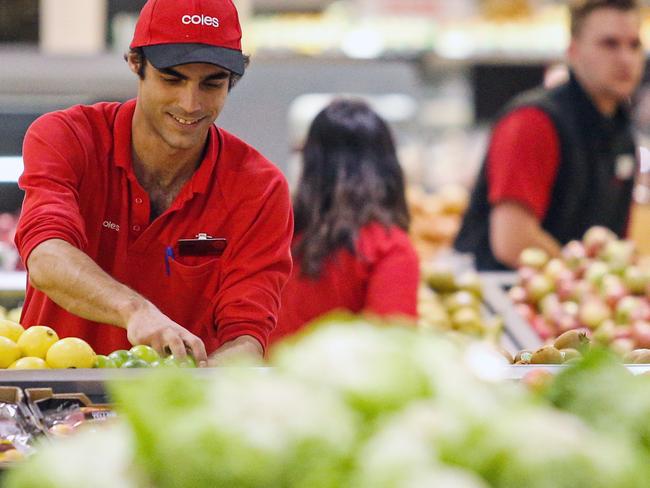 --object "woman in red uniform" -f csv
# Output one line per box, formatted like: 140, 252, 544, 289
270, 98, 419, 344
